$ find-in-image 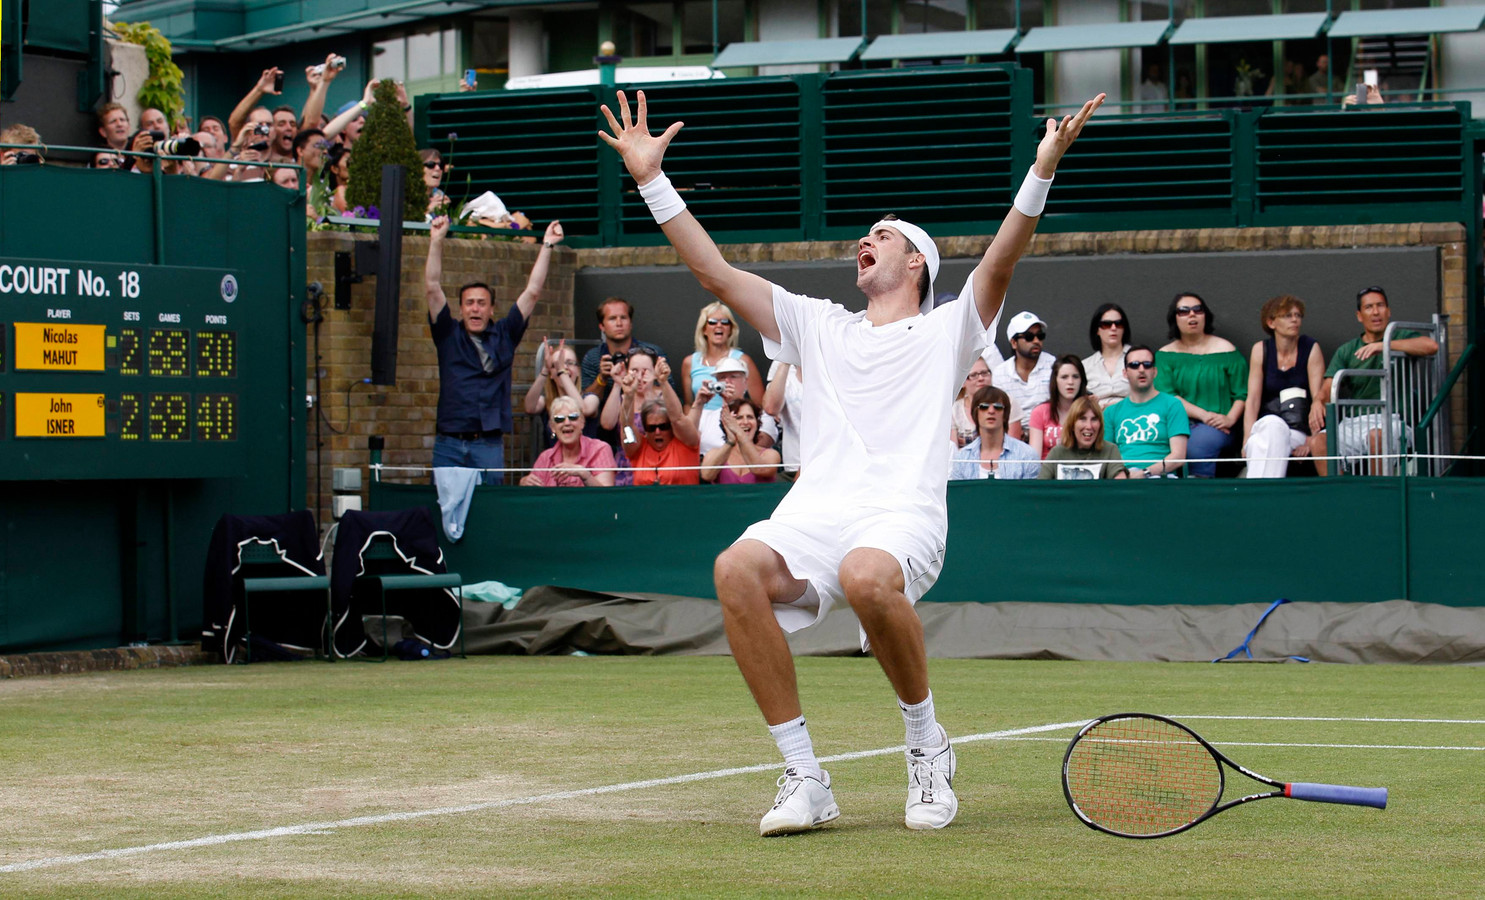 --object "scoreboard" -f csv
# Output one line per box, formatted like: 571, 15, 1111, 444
0, 258, 248, 479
